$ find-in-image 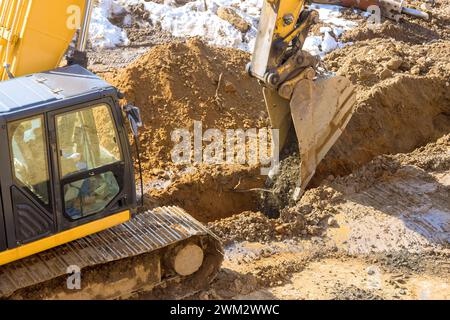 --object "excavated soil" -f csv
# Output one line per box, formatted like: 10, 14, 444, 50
146, 165, 265, 223
89, 0, 450, 300
210, 133, 450, 249
315, 39, 450, 183
100, 2, 449, 223
106, 35, 450, 223
208, 183, 339, 244
197, 134, 450, 300
313, 0, 450, 185
106, 38, 267, 174
216, 140, 450, 250
103, 39, 269, 221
